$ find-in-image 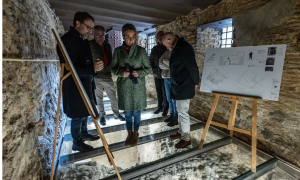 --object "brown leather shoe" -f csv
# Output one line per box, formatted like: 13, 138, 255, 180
125, 130, 133, 146
131, 131, 139, 146
175, 140, 191, 148
170, 132, 181, 139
